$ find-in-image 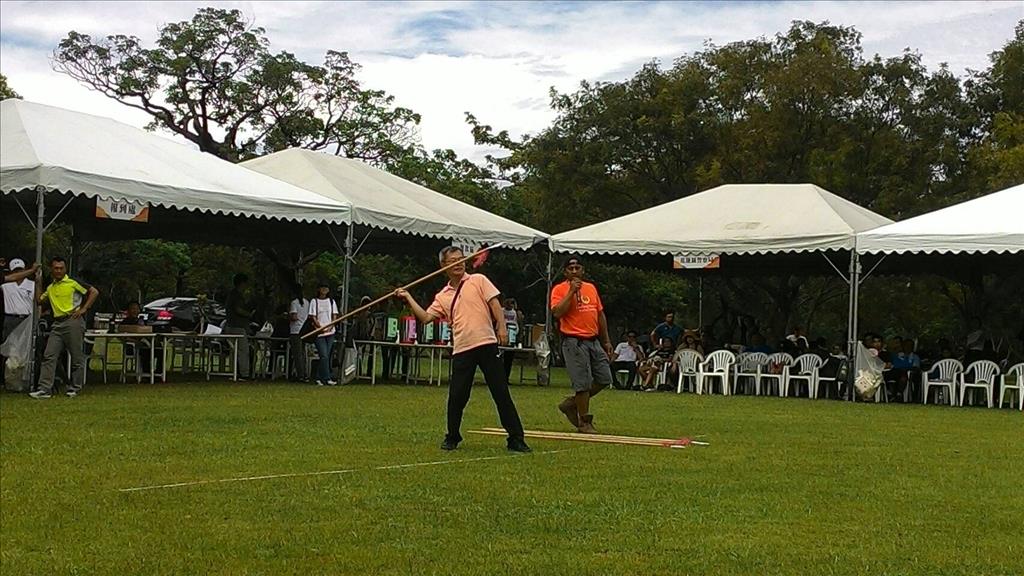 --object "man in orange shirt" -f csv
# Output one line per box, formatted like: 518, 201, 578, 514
396, 246, 531, 453
550, 256, 613, 433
